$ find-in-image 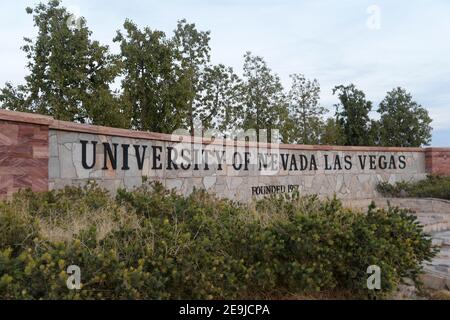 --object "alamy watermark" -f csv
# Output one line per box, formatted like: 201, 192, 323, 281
169, 126, 282, 176
367, 265, 381, 290
66, 5, 83, 31
366, 5, 381, 30
66, 265, 81, 290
